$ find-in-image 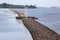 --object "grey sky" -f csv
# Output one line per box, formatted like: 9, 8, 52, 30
0, 0, 60, 7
